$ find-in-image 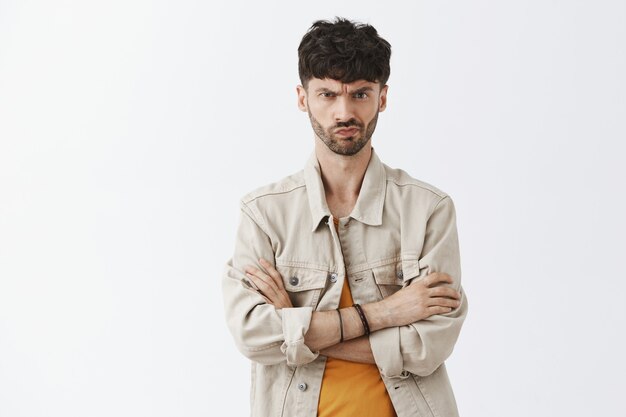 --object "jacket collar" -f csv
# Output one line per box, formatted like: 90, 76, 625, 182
304, 147, 387, 232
